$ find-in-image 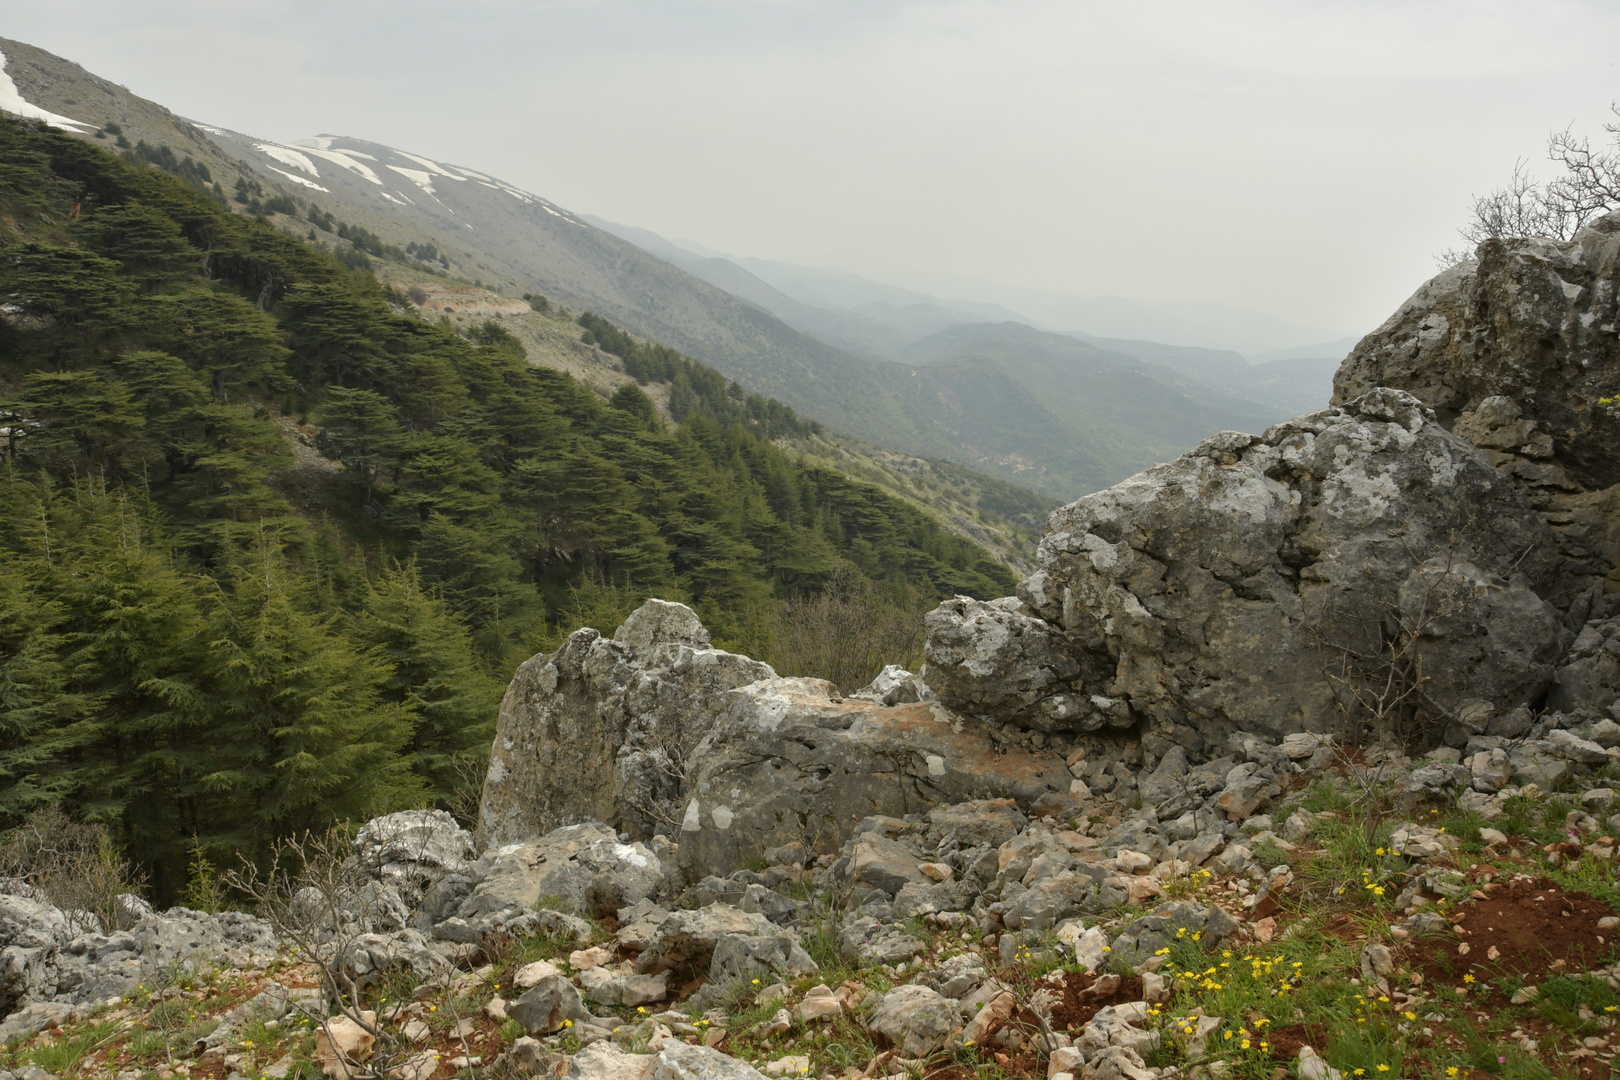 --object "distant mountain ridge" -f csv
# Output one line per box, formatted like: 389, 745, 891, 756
585, 215, 1346, 421
0, 36, 1348, 499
